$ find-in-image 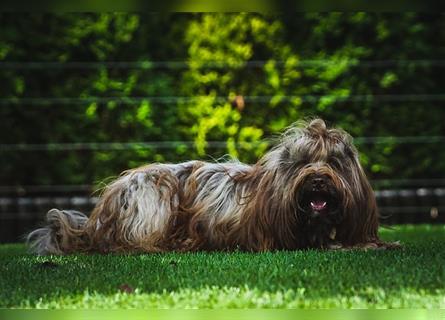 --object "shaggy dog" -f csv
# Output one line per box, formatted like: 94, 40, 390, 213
28, 119, 397, 254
